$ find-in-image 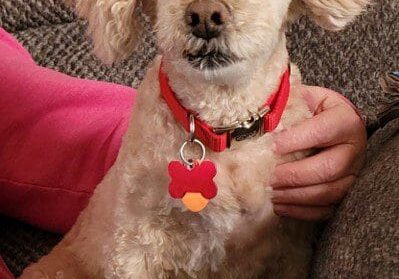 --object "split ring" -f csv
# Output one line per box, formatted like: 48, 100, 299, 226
179, 139, 206, 167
